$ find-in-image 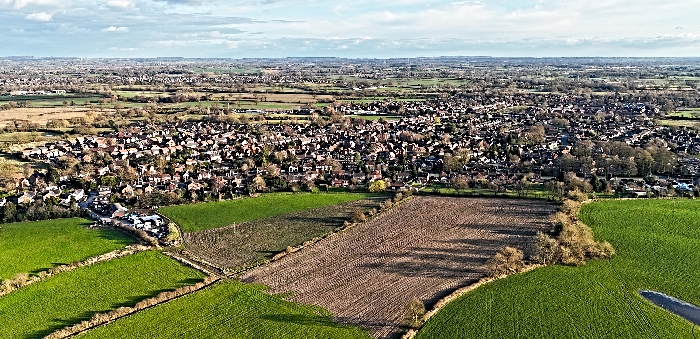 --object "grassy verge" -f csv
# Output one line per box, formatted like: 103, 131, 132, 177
0, 218, 133, 280
79, 281, 371, 339
415, 199, 700, 339
0, 251, 206, 339
160, 193, 377, 233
